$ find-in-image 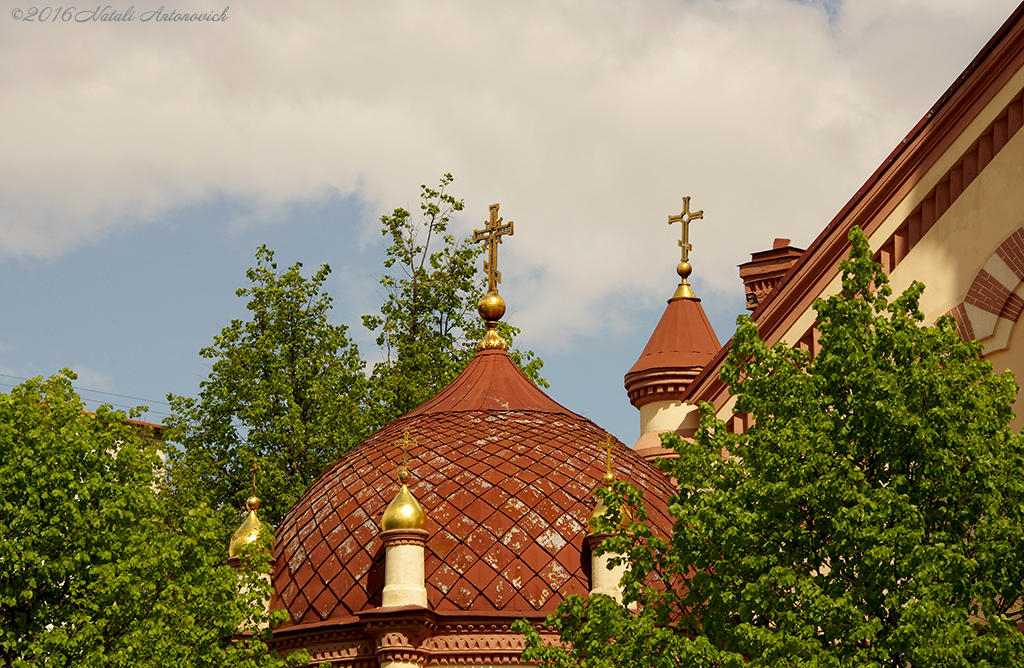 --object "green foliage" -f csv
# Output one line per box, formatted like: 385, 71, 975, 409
164, 246, 369, 525
165, 175, 546, 527
362, 173, 546, 426
0, 371, 303, 668
523, 228, 1024, 667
